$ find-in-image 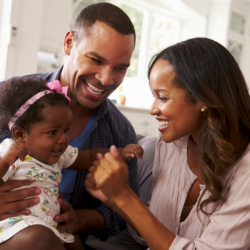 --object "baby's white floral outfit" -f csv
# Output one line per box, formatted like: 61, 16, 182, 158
0, 138, 78, 243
